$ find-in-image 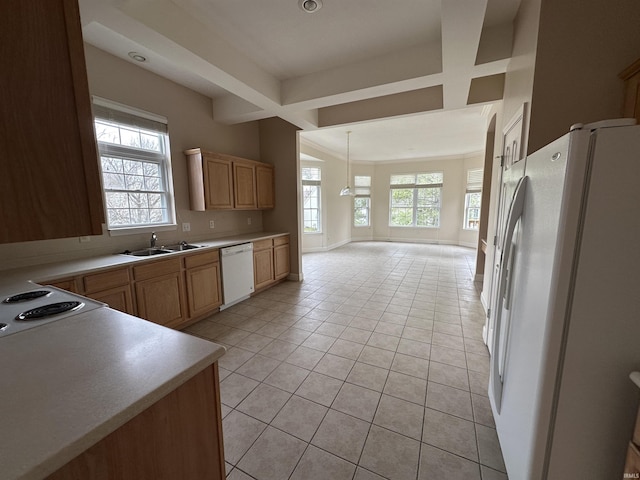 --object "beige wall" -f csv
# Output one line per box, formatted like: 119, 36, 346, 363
259, 118, 302, 278
502, 0, 640, 157
527, 0, 640, 153
299, 143, 352, 252
0, 45, 263, 270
